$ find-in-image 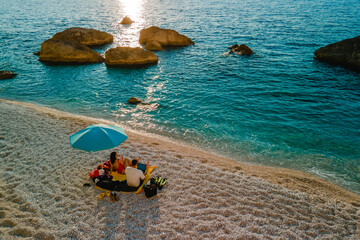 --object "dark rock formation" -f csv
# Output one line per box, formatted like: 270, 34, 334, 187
0, 71, 17, 80
120, 16, 134, 24
105, 47, 158, 67
39, 39, 104, 64
228, 44, 253, 55
128, 97, 142, 104
139, 26, 194, 50
52, 27, 114, 47
314, 36, 360, 72
34, 51, 40, 56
